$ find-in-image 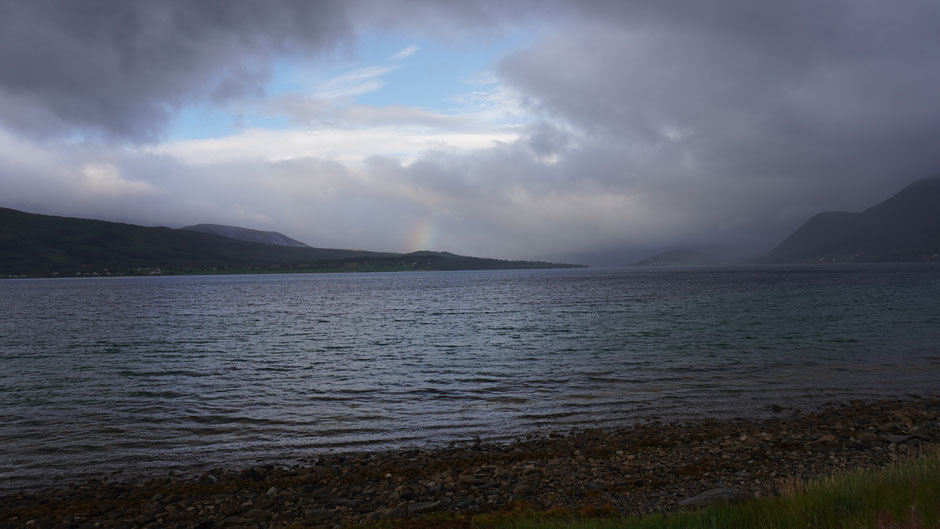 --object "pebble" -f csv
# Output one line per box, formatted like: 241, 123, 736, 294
0, 397, 937, 528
